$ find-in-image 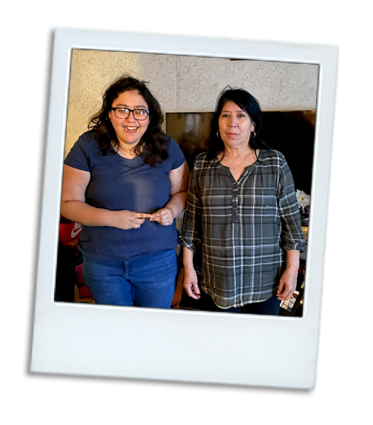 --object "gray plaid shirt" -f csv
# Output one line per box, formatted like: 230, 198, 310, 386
180, 149, 305, 309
